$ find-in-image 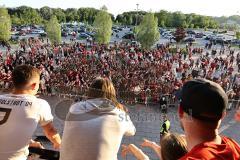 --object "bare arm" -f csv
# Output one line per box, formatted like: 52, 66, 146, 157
122, 144, 149, 160
141, 139, 161, 159
42, 122, 61, 149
